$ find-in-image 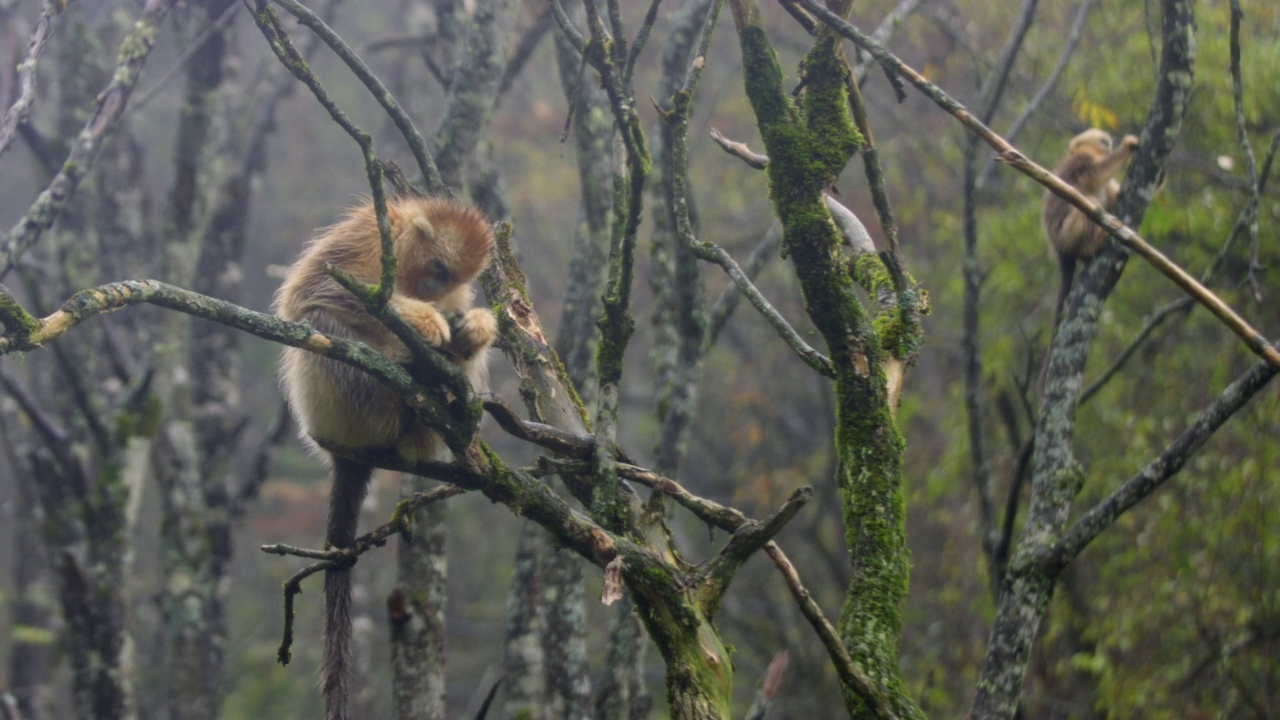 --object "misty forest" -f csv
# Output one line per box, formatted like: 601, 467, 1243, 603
0, 0, 1277, 718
